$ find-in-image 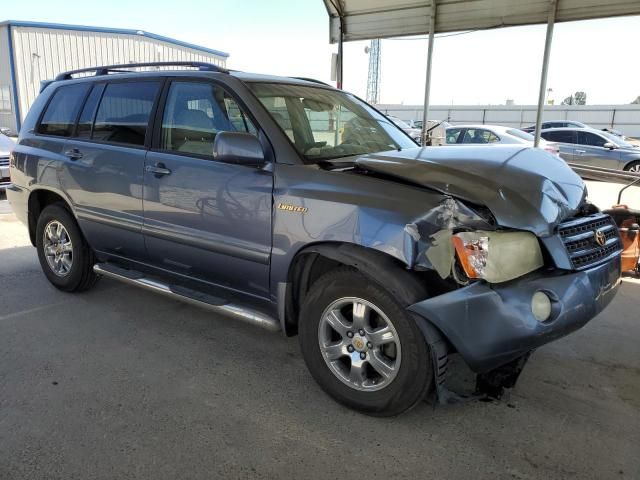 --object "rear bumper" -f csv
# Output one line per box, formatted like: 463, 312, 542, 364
409, 256, 622, 373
